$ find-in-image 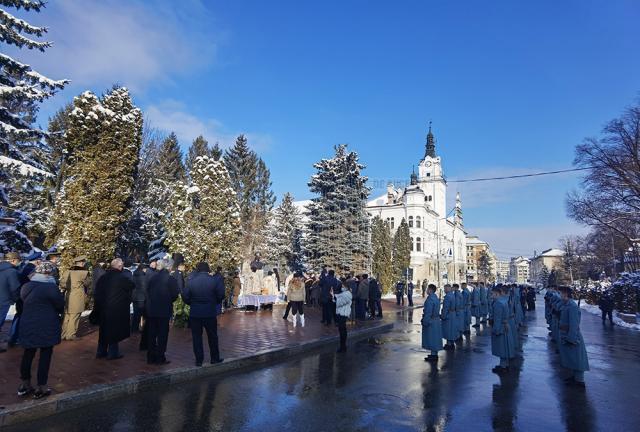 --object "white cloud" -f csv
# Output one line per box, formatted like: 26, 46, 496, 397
15, 0, 218, 92
144, 100, 272, 151
469, 224, 590, 260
